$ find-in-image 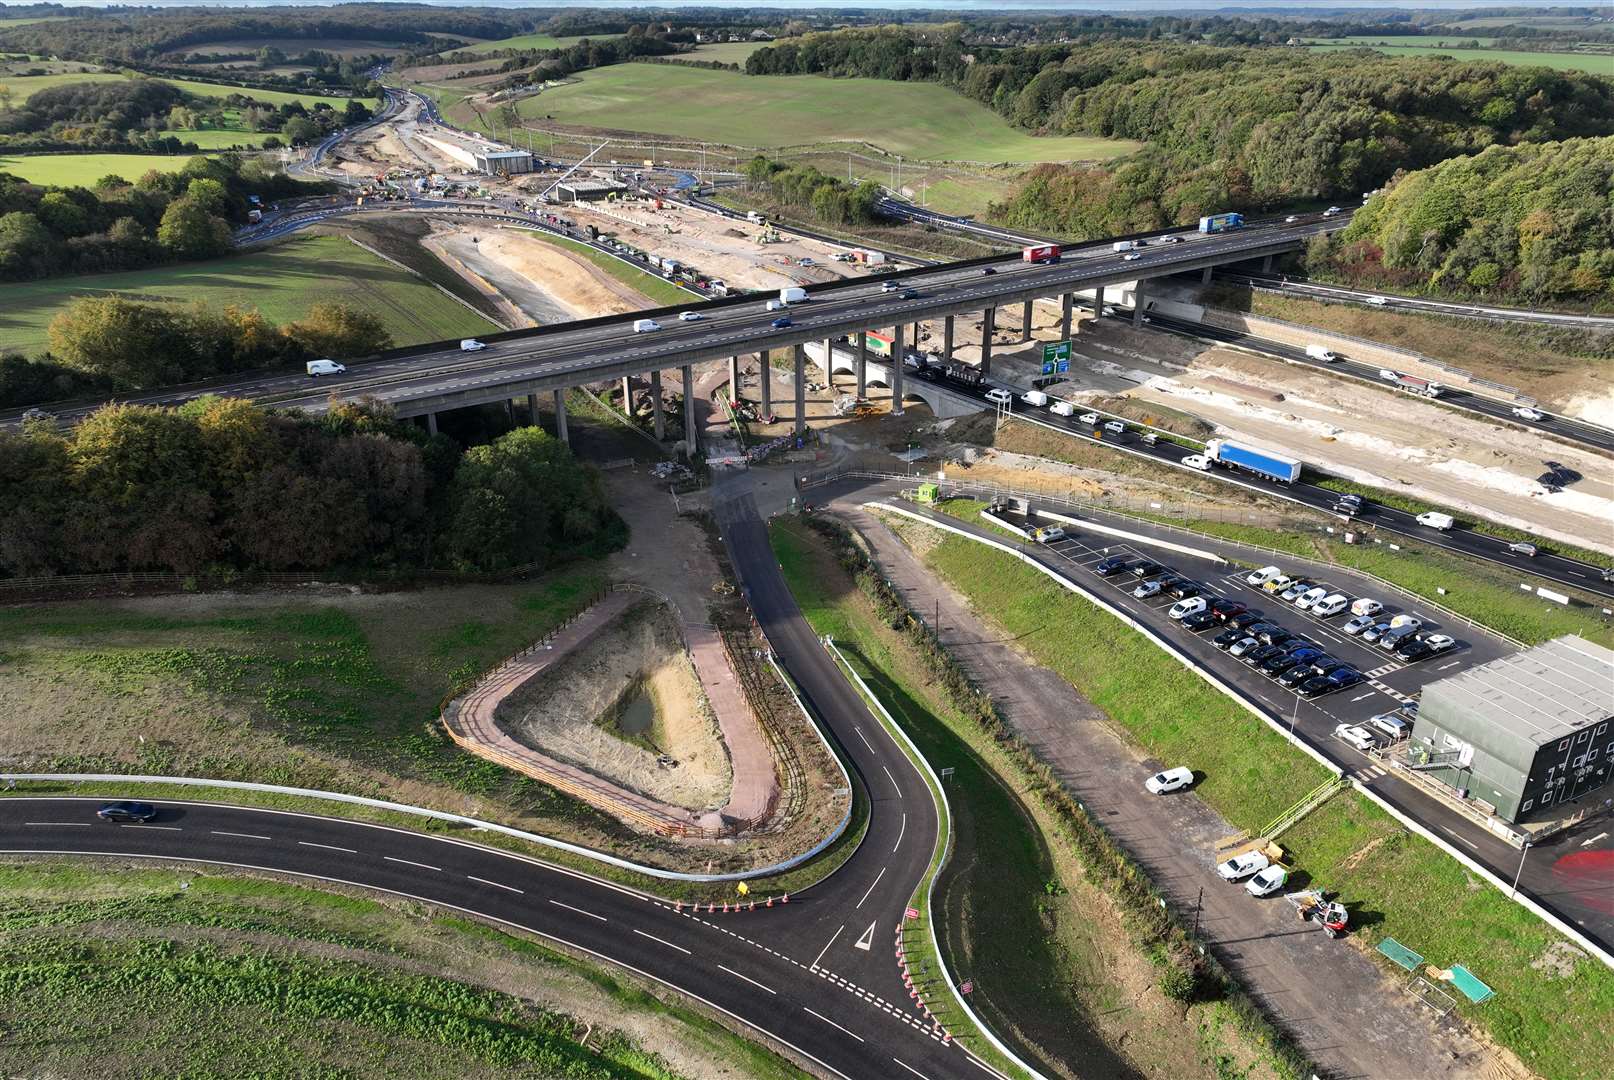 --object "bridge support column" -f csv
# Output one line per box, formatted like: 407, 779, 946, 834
1201, 266, 1213, 285
943, 315, 953, 362
504, 399, 515, 426
425, 412, 438, 437
856, 333, 867, 398
821, 338, 832, 381
1094, 285, 1105, 316
527, 393, 540, 426
1133, 284, 1146, 326
980, 308, 995, 376
793, 345, 806, 438
911, 322, 921, 353
1262, 254, 1273, 274
621, 376, 634, 420
681, 365, 697, 452
1021, 300, 1033, 341
1060, 293, 1073, 340
650, 370, 665, 440
729, 355, 740, 401
891, 323, 904, 416
552, 389, 568, 444
758, 352, 771, 416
